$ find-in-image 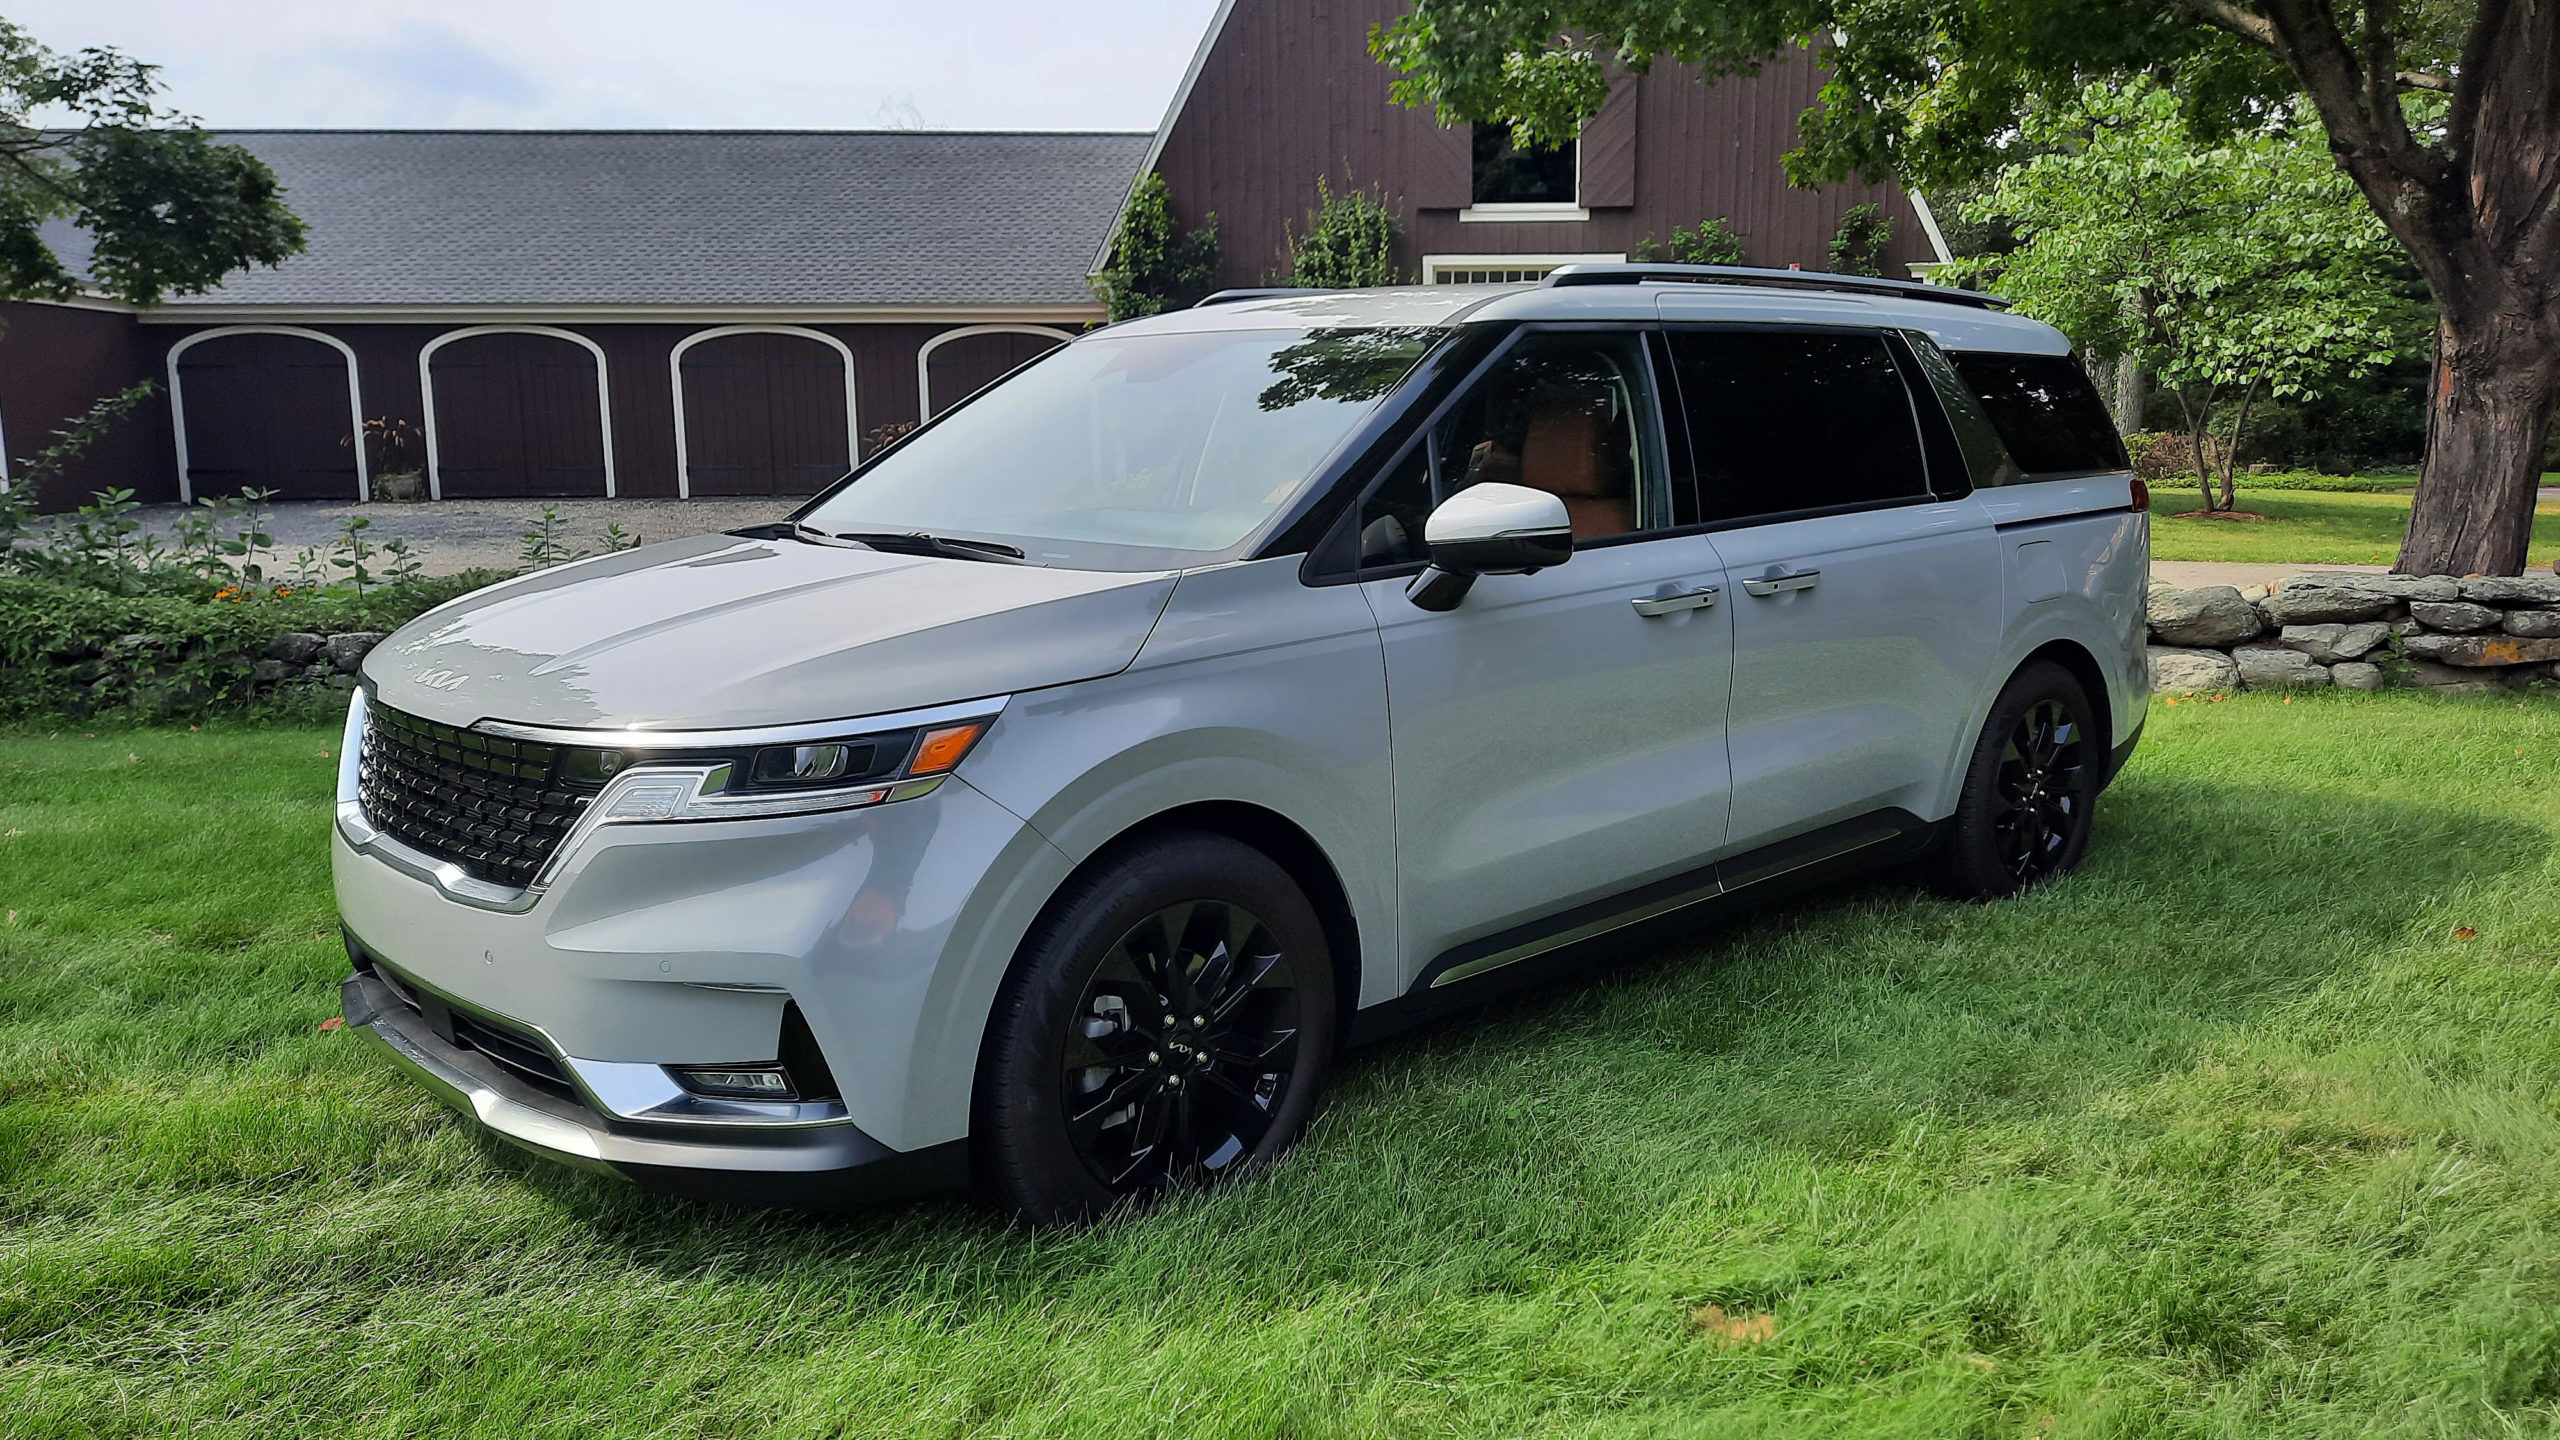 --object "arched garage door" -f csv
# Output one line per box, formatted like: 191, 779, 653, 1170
677, 330, 853, 496
173, 331, 361, 500
426, 330, 610, 498
922, 328, 1069, 420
